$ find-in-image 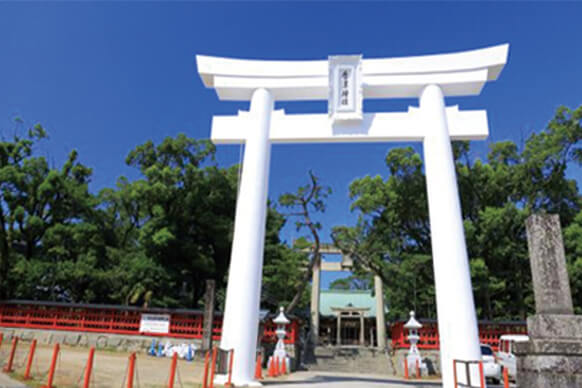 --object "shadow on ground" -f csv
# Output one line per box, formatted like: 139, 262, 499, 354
263, 374, 441, 386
